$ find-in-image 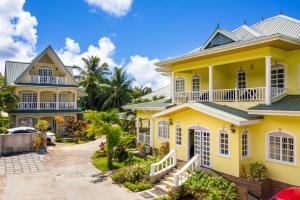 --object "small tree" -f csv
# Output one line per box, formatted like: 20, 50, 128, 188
54, 115, 64, 134
35, 120, 49, 133
34, 120, 48, 150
